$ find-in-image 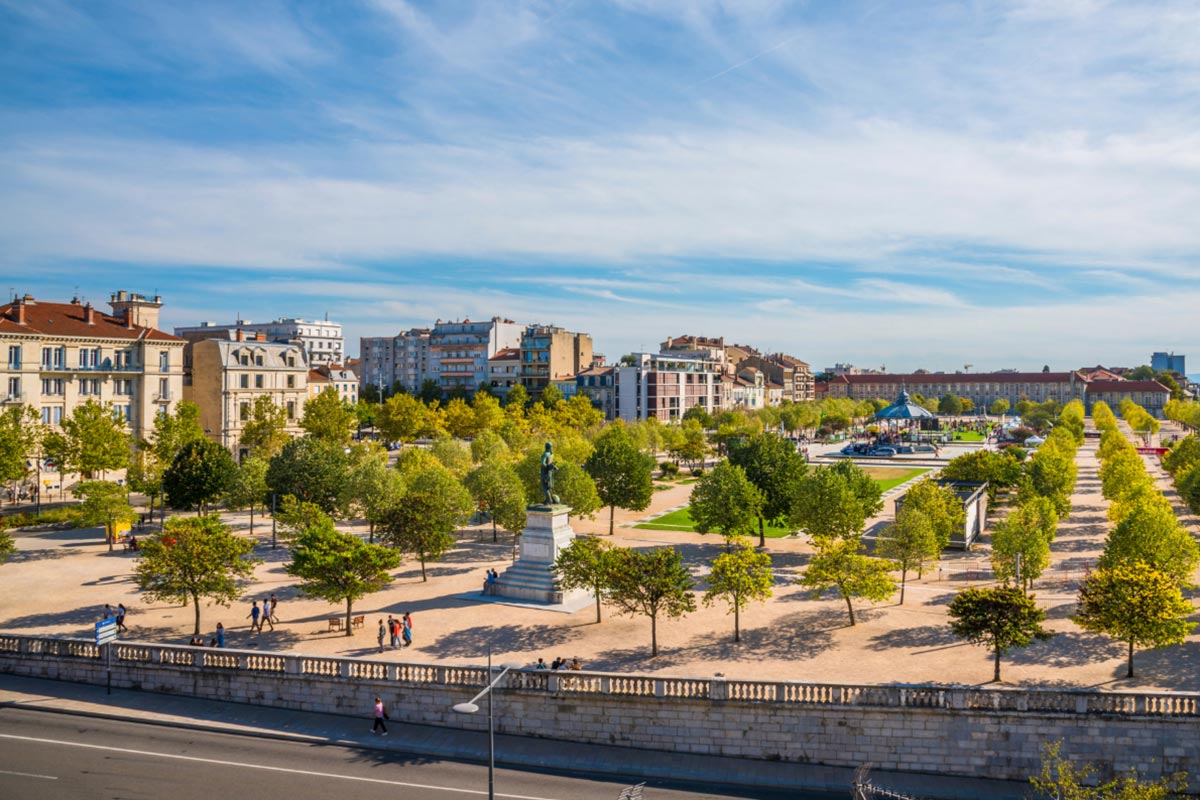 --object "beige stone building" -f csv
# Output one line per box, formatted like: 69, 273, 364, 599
0, 291, 185, 441
520, 325, 593, 399
183, 334, 308, 458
